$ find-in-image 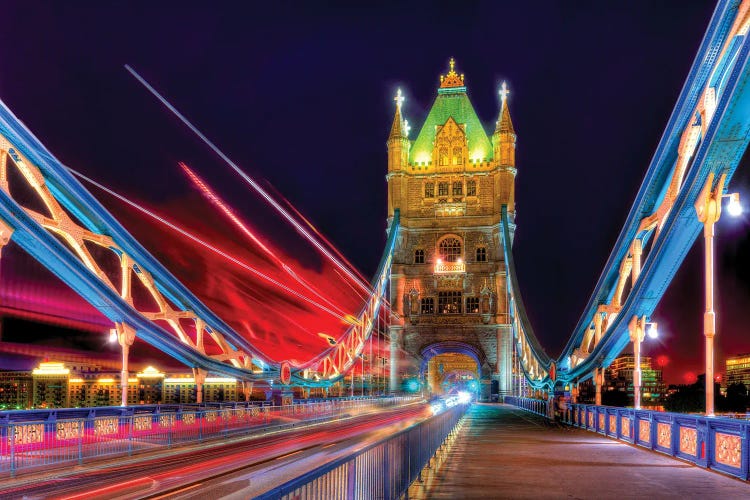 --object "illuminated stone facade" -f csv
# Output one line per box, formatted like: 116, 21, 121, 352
387, 60, 516, 399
